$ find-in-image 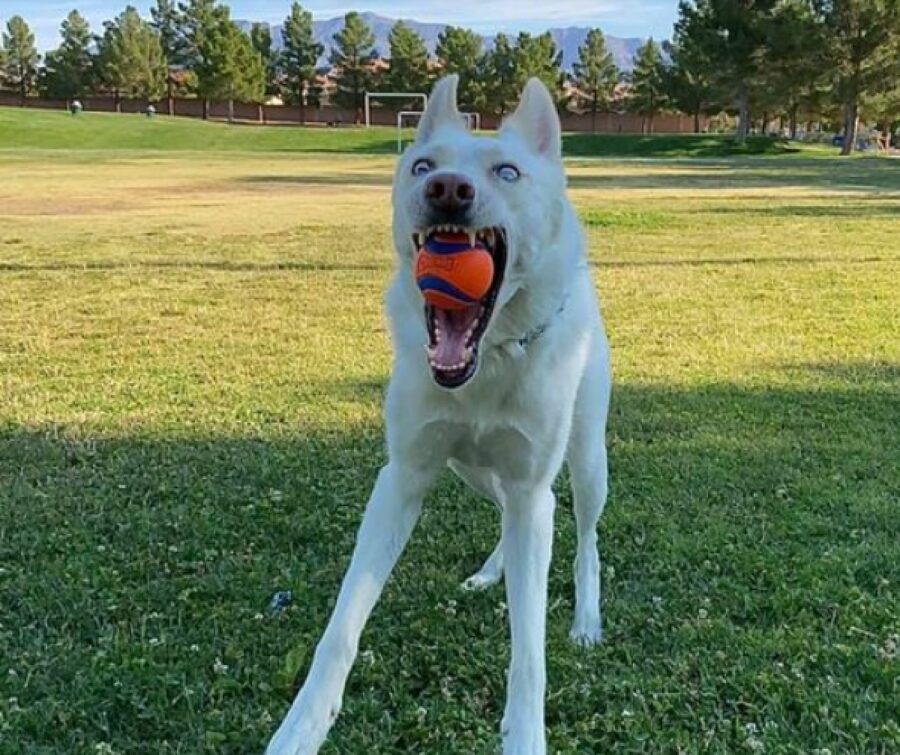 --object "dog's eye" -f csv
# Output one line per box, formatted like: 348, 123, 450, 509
412, 159, 434, 177
494, 164, 521, 182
